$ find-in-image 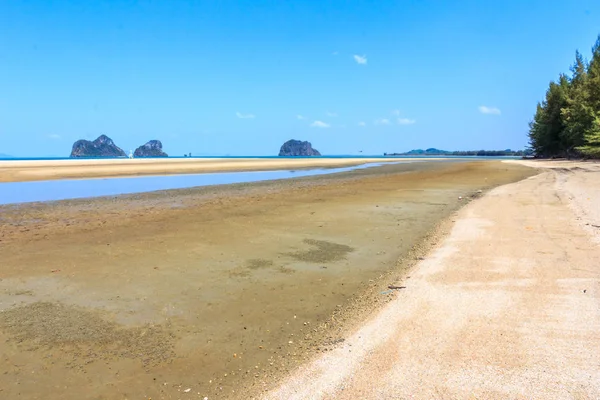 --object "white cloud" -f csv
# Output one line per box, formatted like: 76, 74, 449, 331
47, 134, 61, 139
310, 120, 330, 128
297, 115, 306, 120
397, 118, 416, 125
391, 109, 401, 116
236, 112, 255, 119
374, 118, 390, 125
332, 51, 339, 56
353, 54, 367, 65
358, 121, 366, 126
326, 111, 338, 117
478, 106, 501, 115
